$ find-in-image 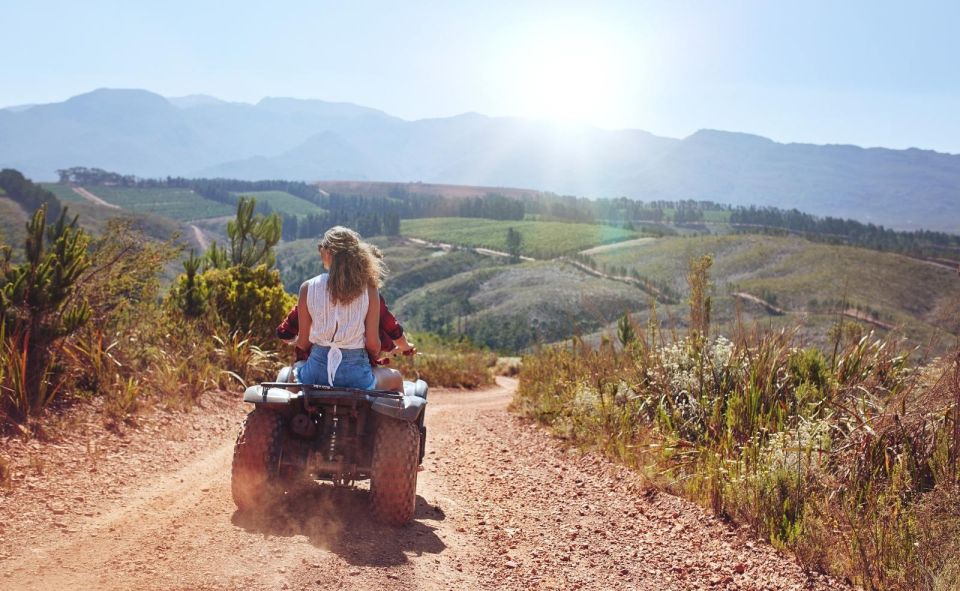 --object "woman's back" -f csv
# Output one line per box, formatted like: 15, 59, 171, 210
294, 225, 384, 390
305, 274, 368, 349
